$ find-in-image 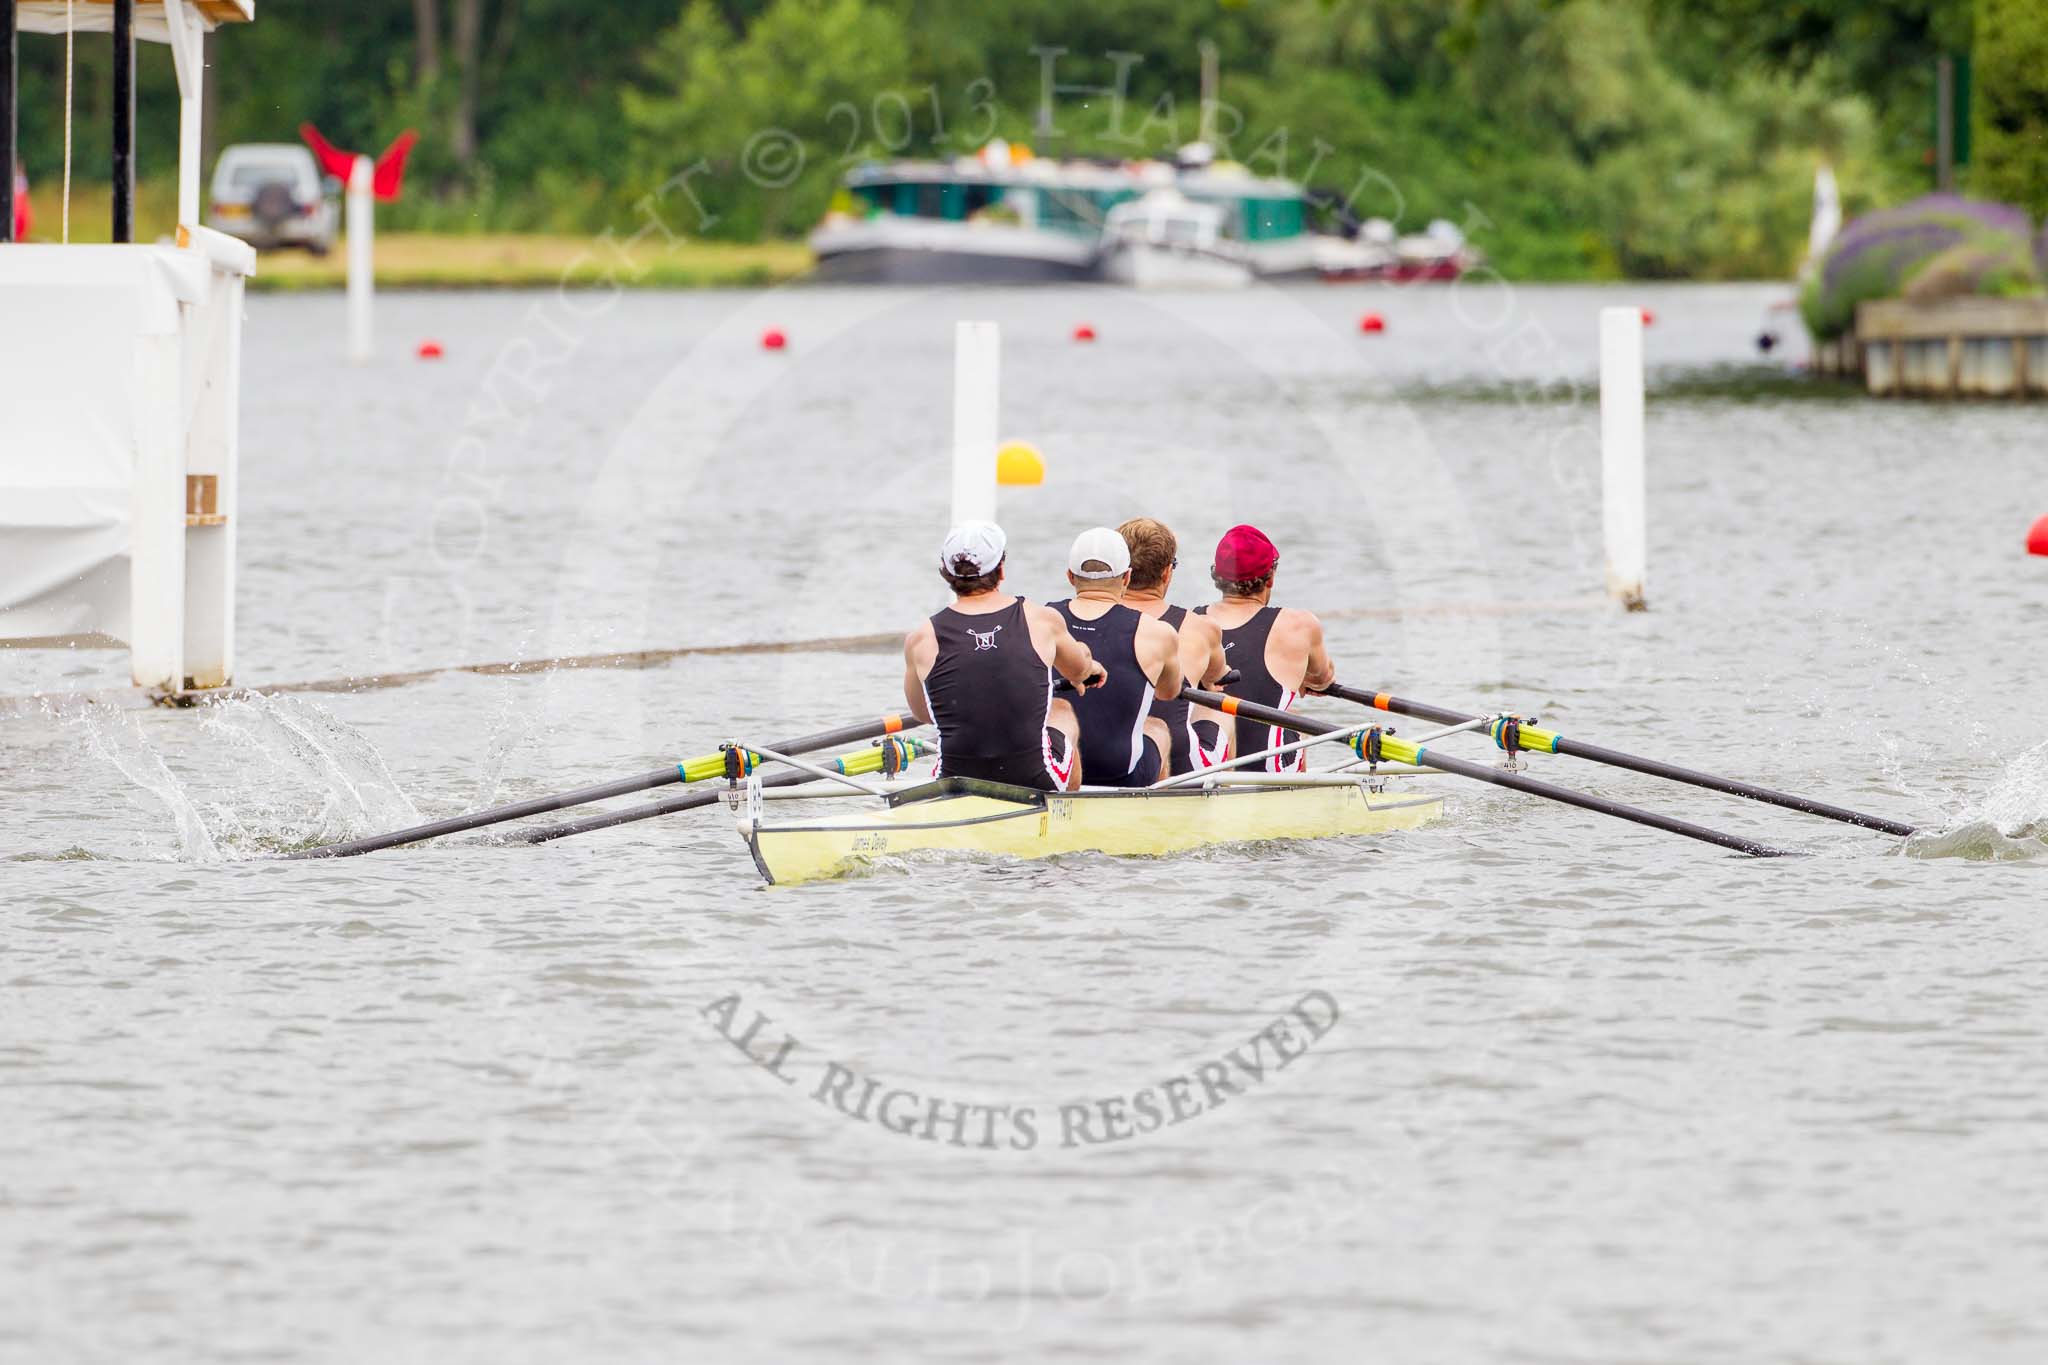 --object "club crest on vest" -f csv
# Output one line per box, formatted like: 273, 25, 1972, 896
969, 625, 1002, 651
